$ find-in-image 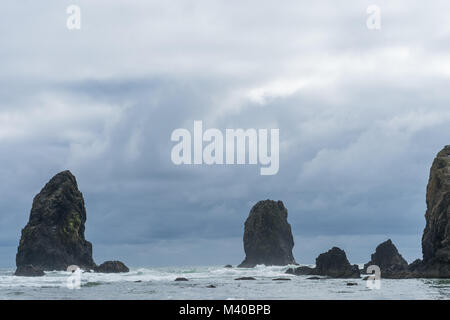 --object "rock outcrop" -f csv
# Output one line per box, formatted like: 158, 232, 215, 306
313, 247, 360, 278
94, 261, 129, 273
174, 277, 189, 281
286, 266, 314, 276
16, 171, 96, 272
235, 277, 256, 280
286, 247, 360, 278
418, 145, 450, 277
359, 146, 450, 279
14, 265, 45, 277
364, 239, 408, 278
238, 200, 296, 268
